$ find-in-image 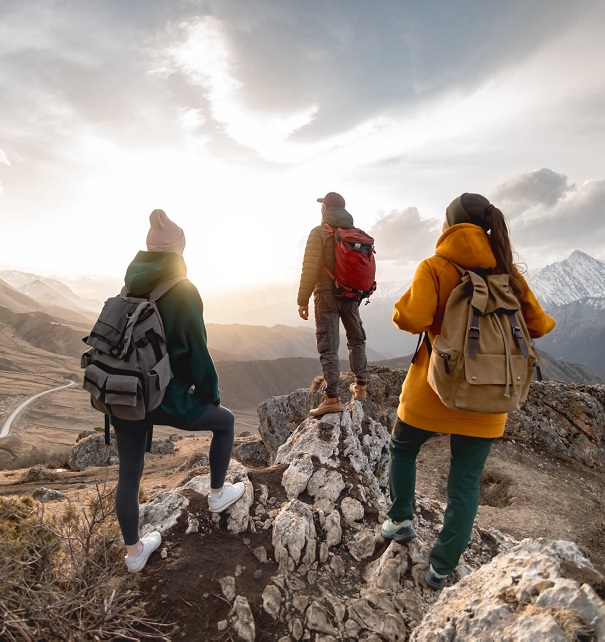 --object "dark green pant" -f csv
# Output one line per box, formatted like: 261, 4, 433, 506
387, 420, 494, 576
